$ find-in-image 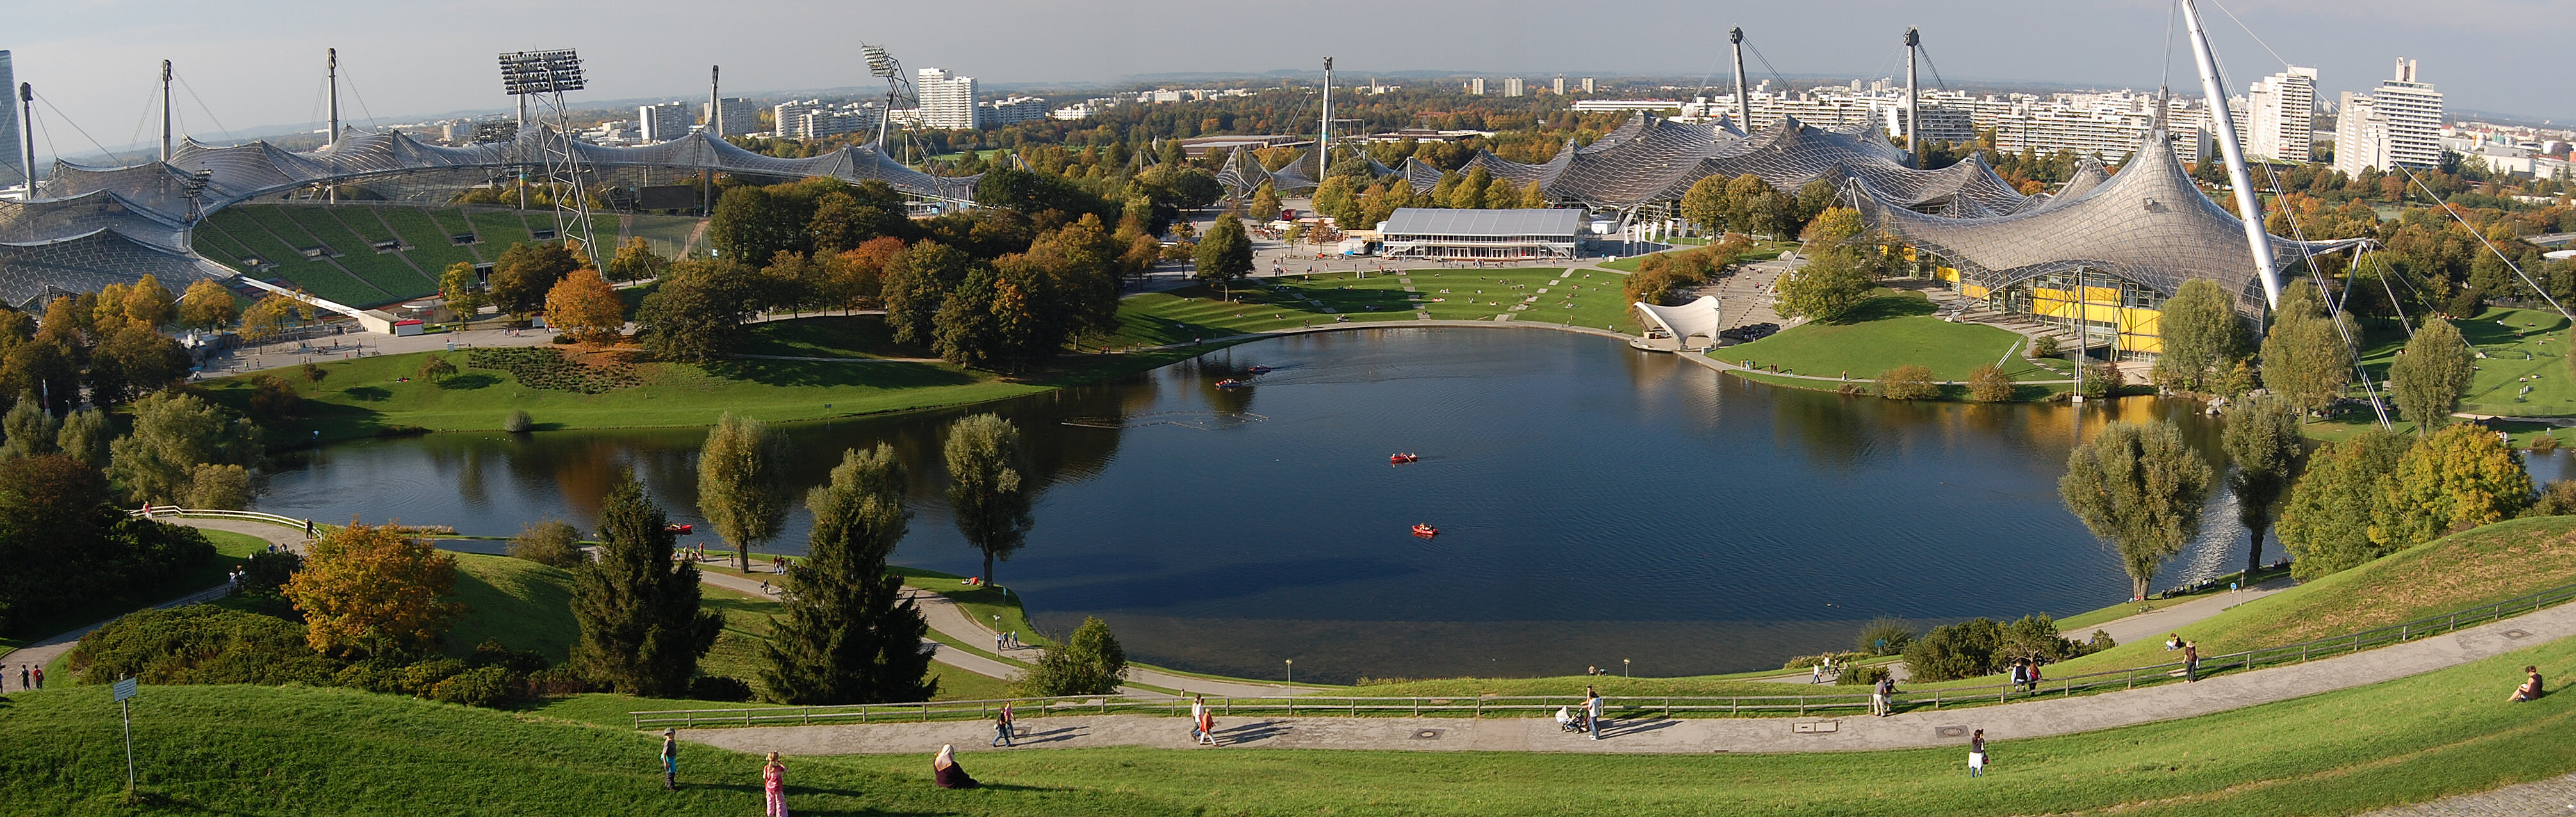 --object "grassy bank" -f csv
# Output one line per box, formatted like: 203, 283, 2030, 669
1721, 293, 2067, 387
0, 529, 268, 660
1098, 270, 1639, 349
1, 630, 2569, 815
